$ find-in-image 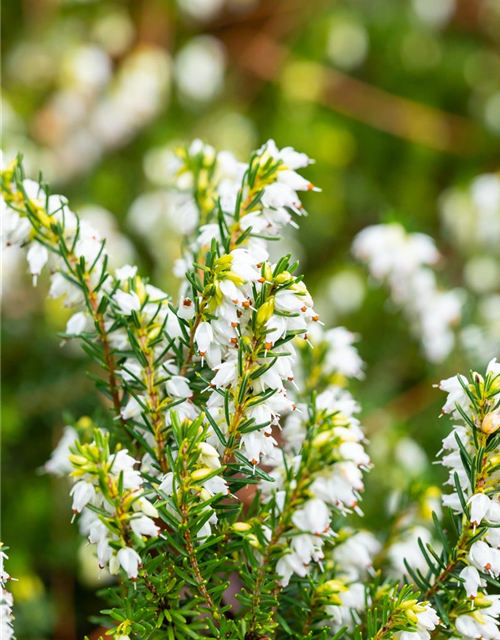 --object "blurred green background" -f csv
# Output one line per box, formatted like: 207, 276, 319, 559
2, 0, 500, 637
